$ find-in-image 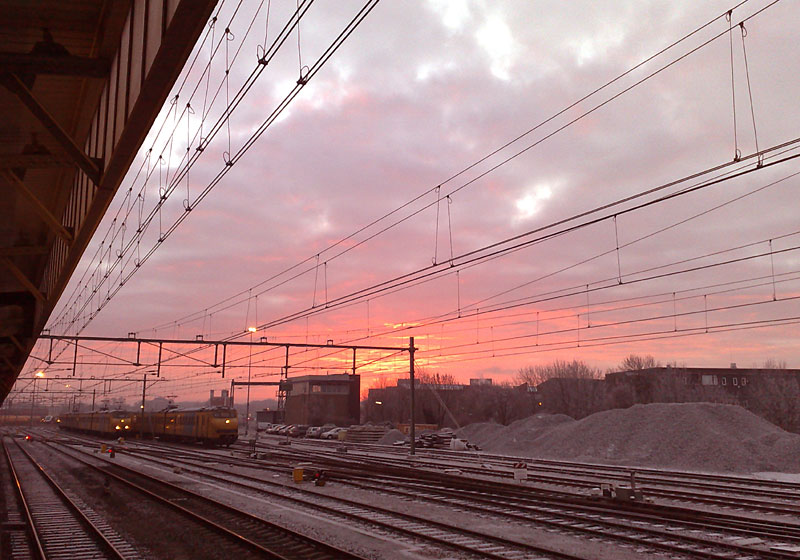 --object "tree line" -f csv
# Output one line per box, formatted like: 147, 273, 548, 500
363, 355, 800, 434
